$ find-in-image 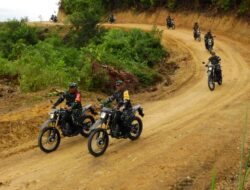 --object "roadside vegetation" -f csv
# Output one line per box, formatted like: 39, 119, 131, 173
101, 0, 250, 16
0, 3, 167, 93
